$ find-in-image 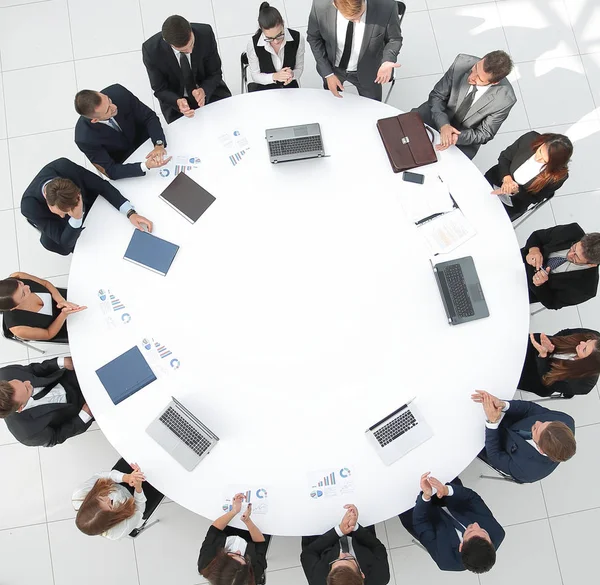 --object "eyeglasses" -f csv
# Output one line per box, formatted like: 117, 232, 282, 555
264, 32, 285, 43
329, 555, 361, 574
